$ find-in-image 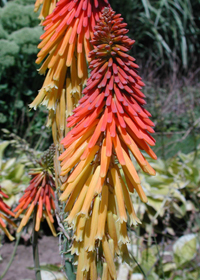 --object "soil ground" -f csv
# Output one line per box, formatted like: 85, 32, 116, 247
0, 236, 60, 280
